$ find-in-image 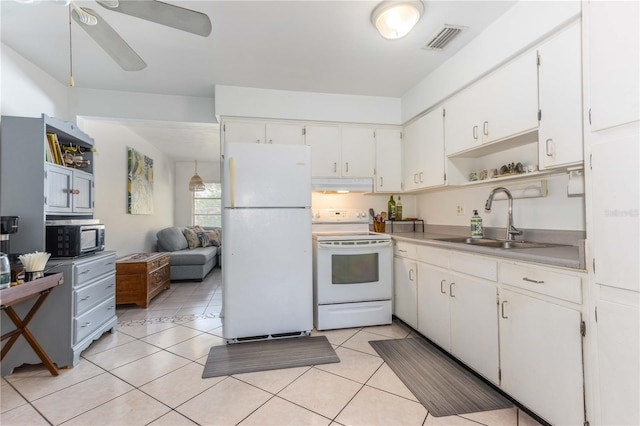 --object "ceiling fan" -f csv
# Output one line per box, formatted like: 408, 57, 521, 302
47, 0, 212, 71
